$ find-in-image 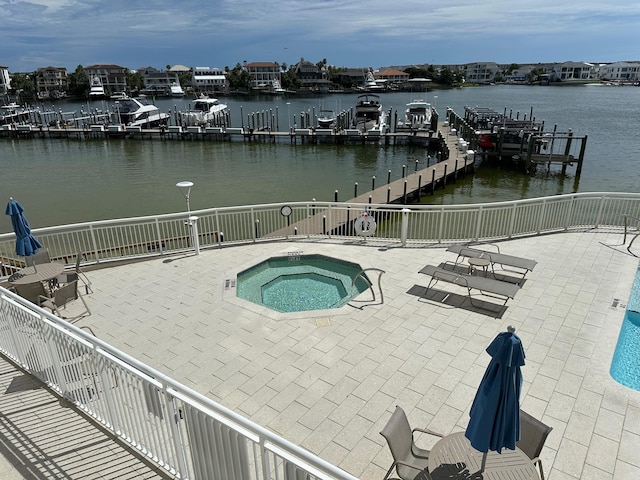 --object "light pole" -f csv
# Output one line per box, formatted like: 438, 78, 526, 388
176, 181, 200, 255
176, 181, 193, 214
